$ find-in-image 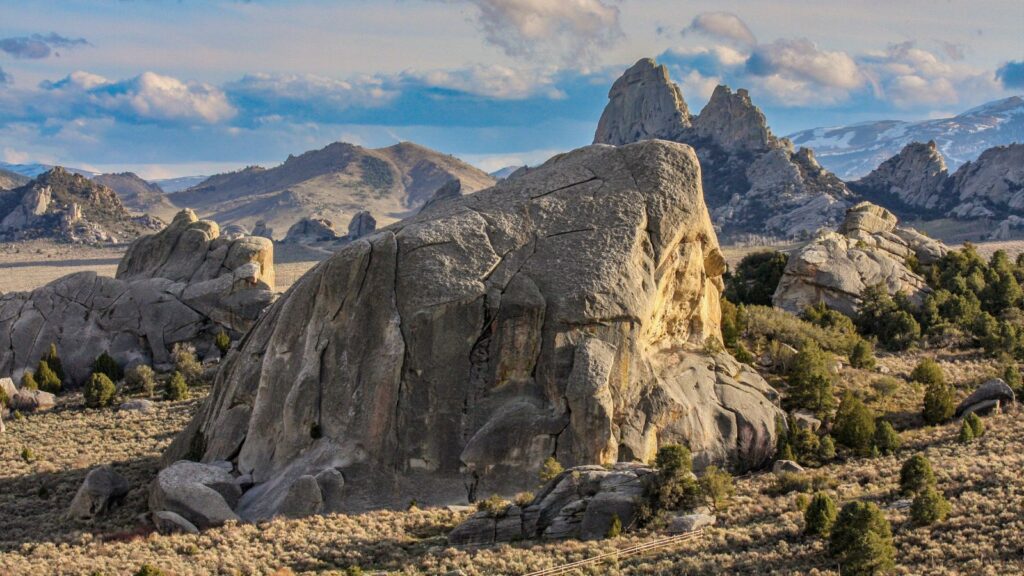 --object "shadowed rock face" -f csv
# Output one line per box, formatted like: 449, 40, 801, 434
164, 140, 783, 519
594, 58, 852, 242
0, 210, 275, 385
